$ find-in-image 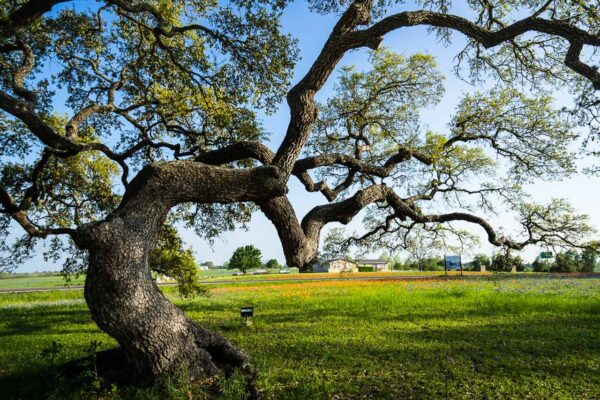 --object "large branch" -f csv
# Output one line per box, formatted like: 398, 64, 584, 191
257, 196, 318, 269
0, 184, 74, 238
292, 148, 433, 200
344, 11, 600, 89
272, 0, 378, 176
0, 0, 70, 38
301, 184, 560, 254
196, 142, 337, 201
196, 142, 275, 166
